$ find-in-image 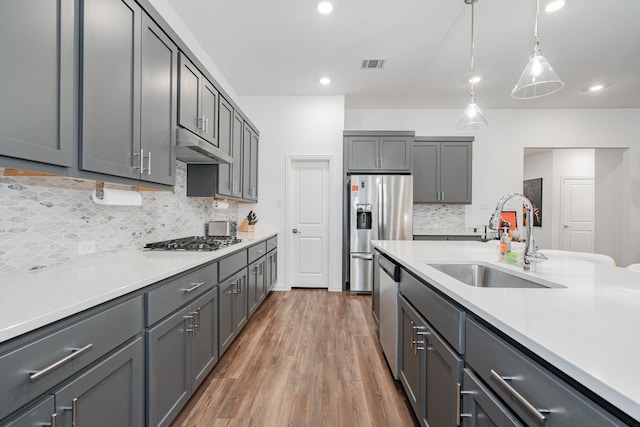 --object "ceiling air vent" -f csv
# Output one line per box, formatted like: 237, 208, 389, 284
361, 59, 386, 70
